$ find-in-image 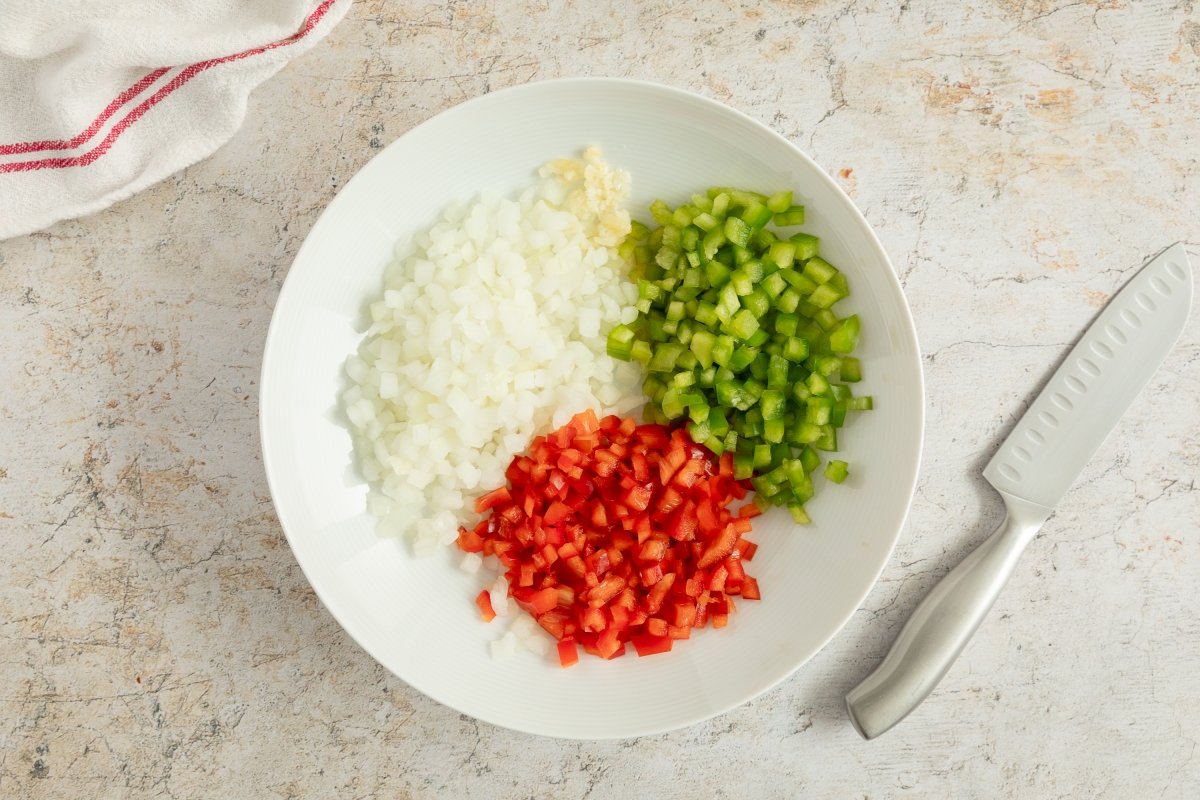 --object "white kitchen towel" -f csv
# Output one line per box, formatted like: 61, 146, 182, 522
0, 0, 351, 240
